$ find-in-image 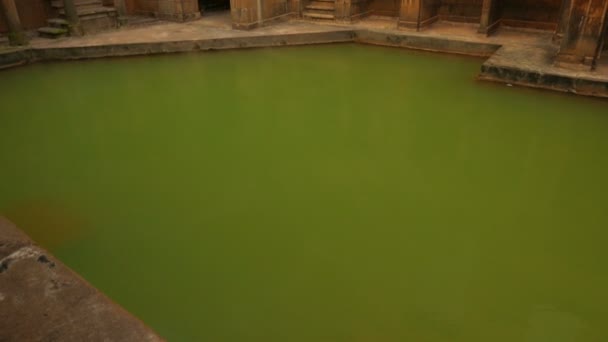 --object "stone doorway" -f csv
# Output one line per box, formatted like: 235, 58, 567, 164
199, 0, 230, 13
